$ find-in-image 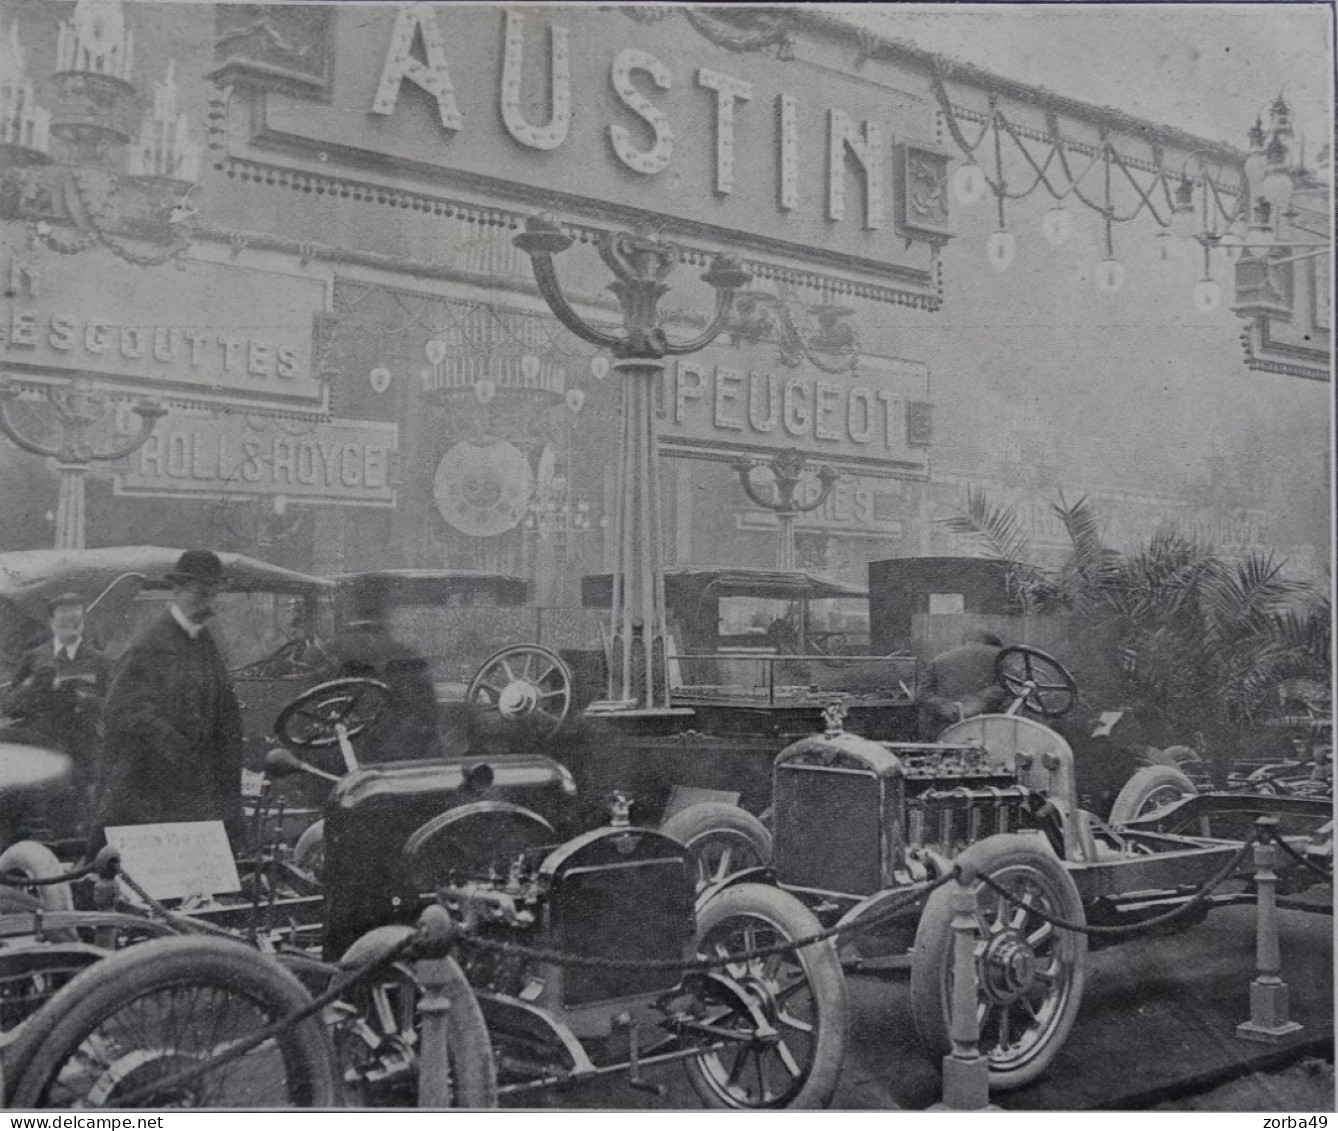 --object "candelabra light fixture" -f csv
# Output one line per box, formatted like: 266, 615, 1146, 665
935, 66, 1330, 312
0, 376, 165, 550
725, 285, 862, 373
732, 449, 840, 571
0, 0, 200, 265
514, 213, 750, 712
